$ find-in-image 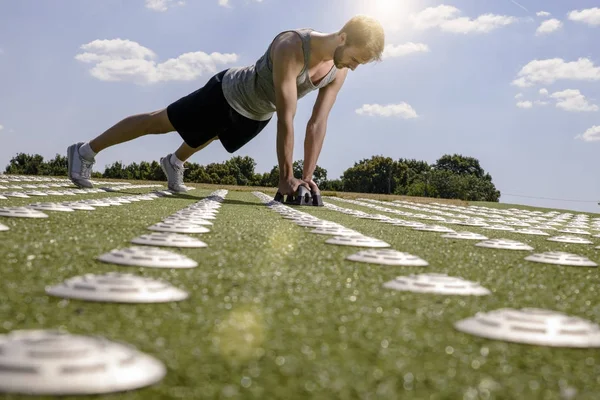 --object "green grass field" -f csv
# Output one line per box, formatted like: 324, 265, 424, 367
1, 178, 600, 399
